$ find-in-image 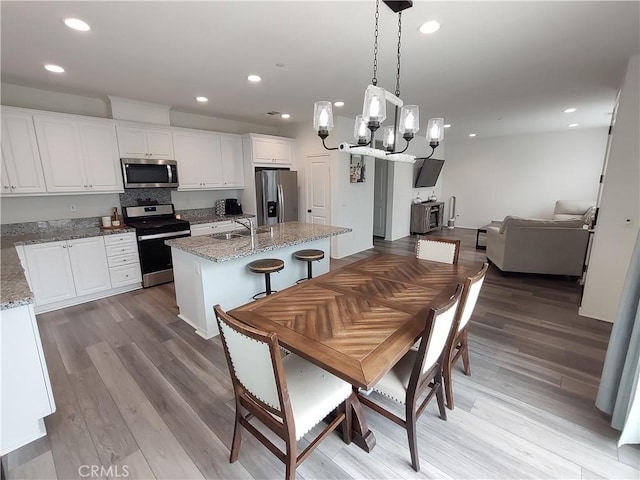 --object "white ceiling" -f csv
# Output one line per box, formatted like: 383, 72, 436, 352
1, 1, 639, 140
